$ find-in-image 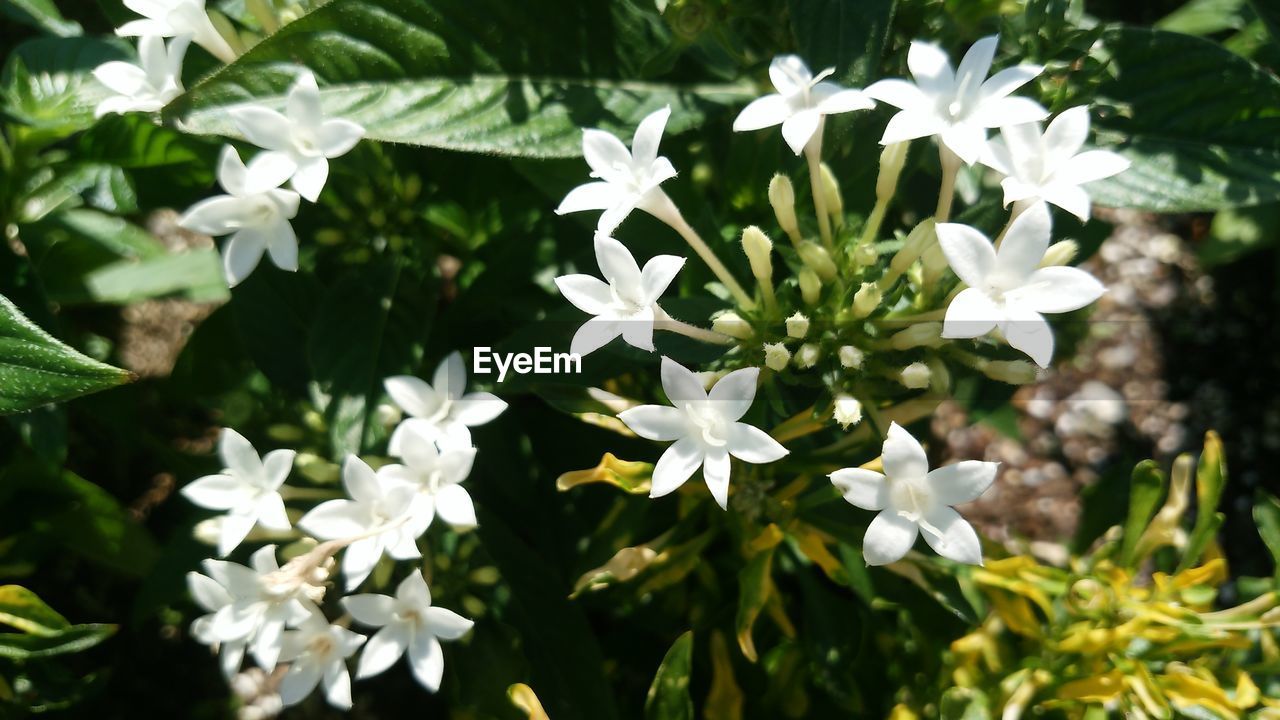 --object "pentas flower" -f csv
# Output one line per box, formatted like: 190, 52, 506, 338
343, 570, 474, 692
379, 425, 479, 531
181, 428, 294, 557
865, 35, 1046, 164
230, 71, 366, 202
298, 456, 427, 591
980, 106, 1131, 220
829, 422, 995, 566
197, 545, 317, 670
187, 570, 249, 679
277, 611, 365, 710
555, 234, 685, 357
383, 351, 507, 453
555, 106, 678, 235
618, 357, 788, 509
93, 35, 189, 117
732, 54, 875, 155
179, 146, 301, 287
936, 202, 1105, 367
116, 0, 236, 64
